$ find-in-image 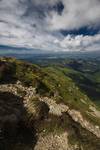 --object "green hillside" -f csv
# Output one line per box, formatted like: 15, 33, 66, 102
0, 57, 100, 124
0, 57, 100, 150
